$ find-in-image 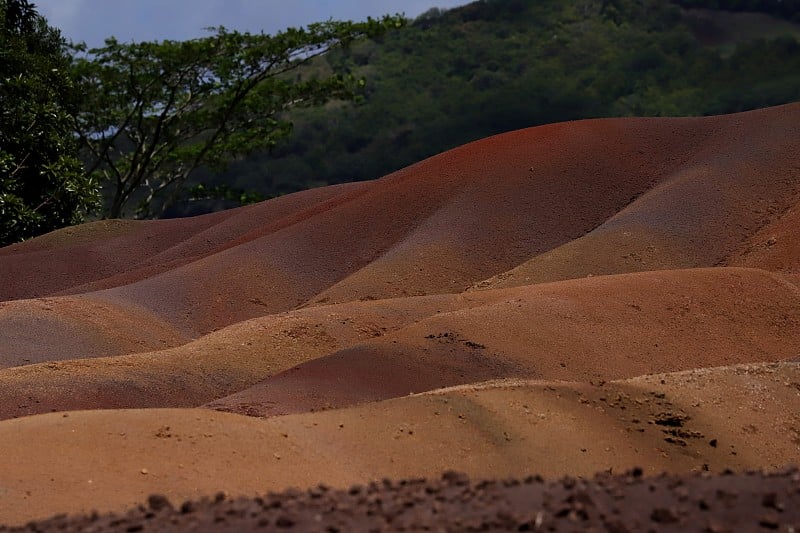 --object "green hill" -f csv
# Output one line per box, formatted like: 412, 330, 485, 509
171, 0, 800, 216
